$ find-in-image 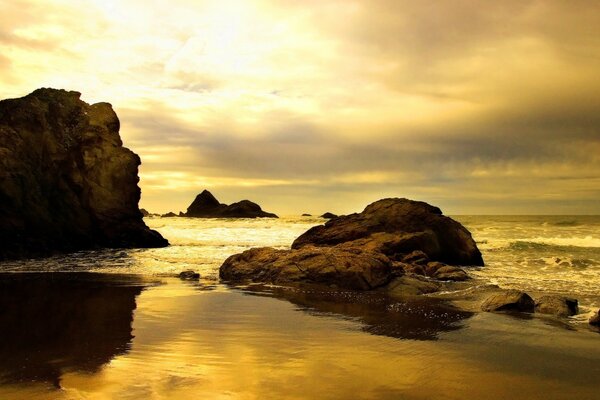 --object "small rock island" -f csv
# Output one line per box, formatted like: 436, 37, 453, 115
183, 190, 278, 218
0, 88, 168, 260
